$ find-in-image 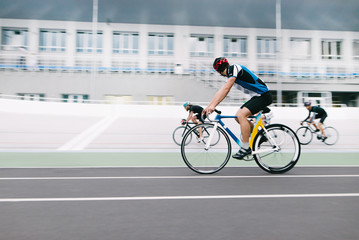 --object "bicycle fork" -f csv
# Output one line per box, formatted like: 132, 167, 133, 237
204, 122, 219, 150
